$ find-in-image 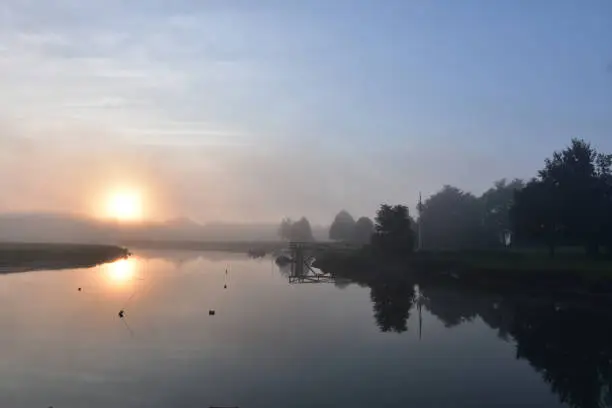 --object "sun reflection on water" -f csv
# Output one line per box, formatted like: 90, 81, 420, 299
103, 258, 137, 285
